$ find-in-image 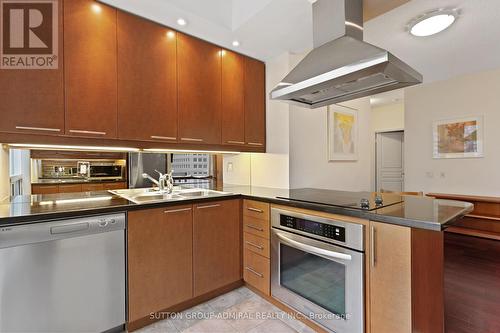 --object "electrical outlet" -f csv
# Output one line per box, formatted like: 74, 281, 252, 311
227, 162, 234, 172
